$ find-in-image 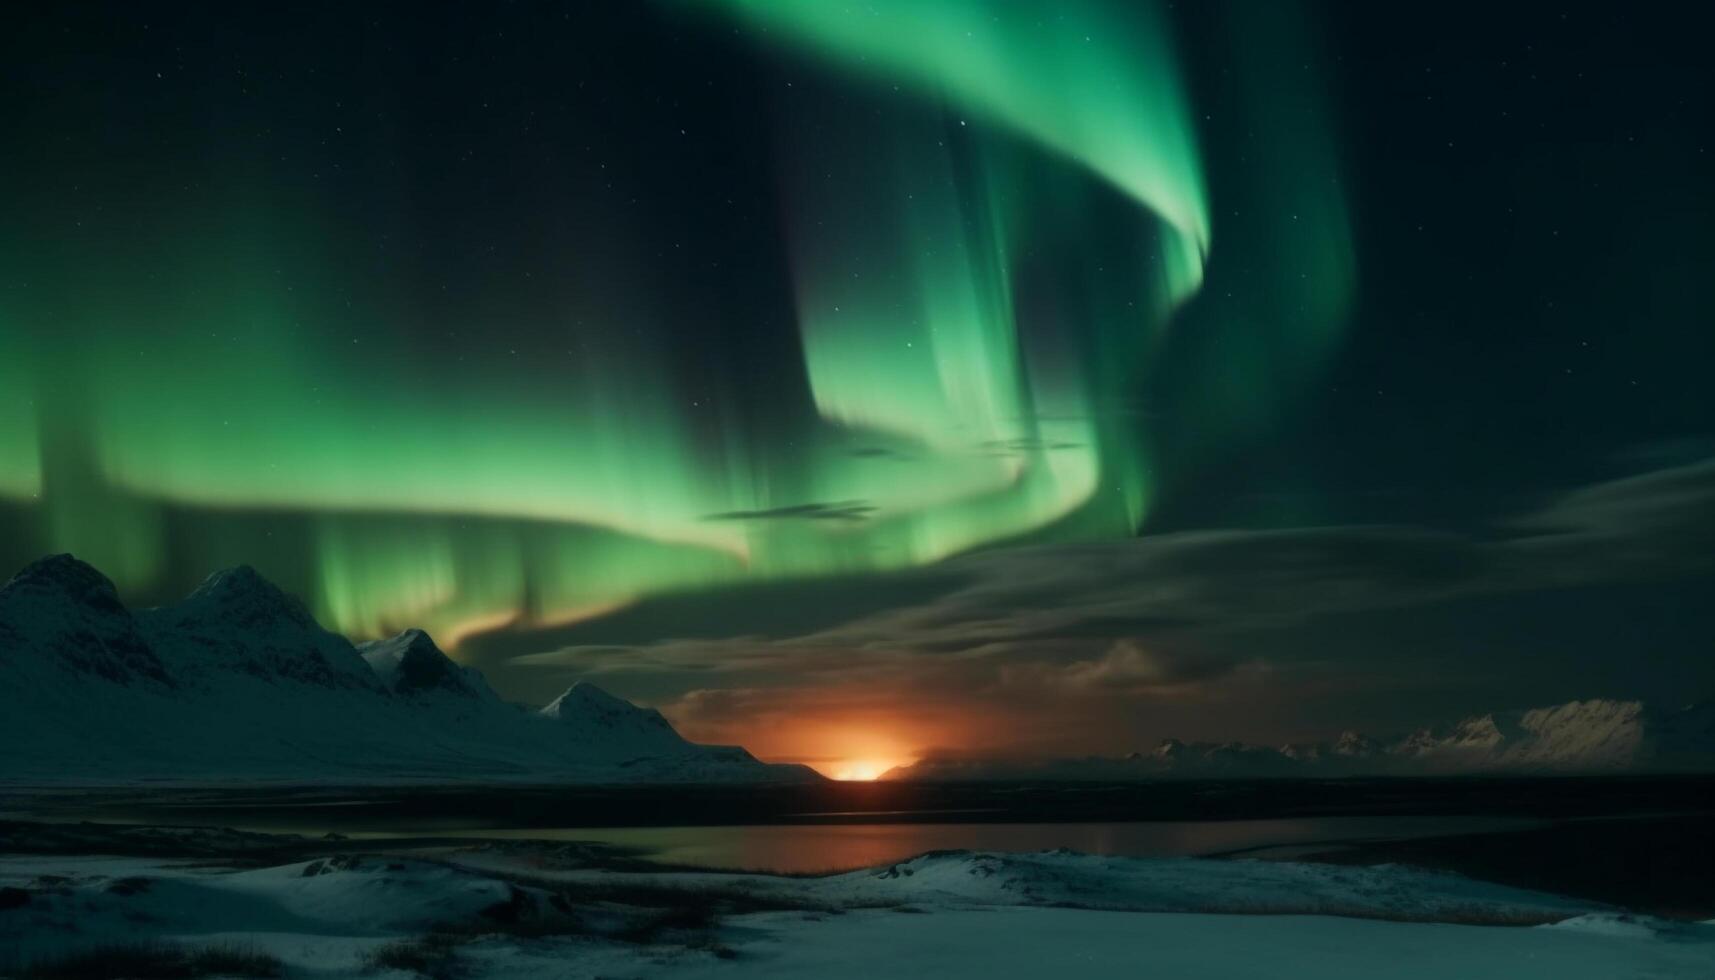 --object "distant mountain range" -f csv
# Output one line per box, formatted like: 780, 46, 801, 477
883, 698, 1715, 781
0, 555, 816, 785
7, 554, 1711, 788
